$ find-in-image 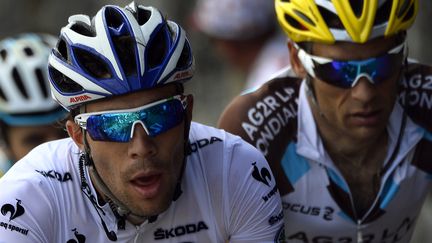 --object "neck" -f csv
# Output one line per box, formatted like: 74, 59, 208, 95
324, 132, 388, 168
